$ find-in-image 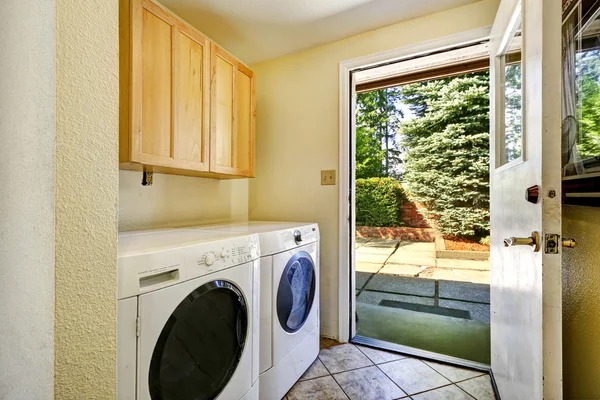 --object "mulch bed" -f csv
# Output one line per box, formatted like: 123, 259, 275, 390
444, 236, 490, 252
